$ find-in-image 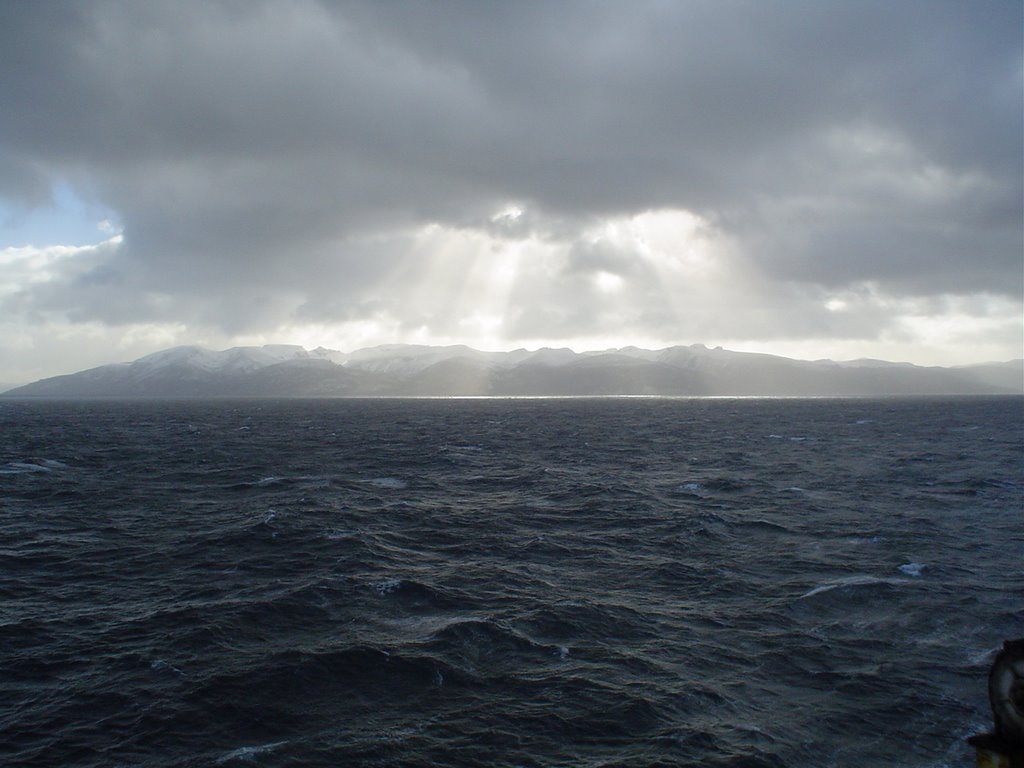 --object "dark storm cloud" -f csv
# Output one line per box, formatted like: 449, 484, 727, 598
0, 0, 1020, 336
